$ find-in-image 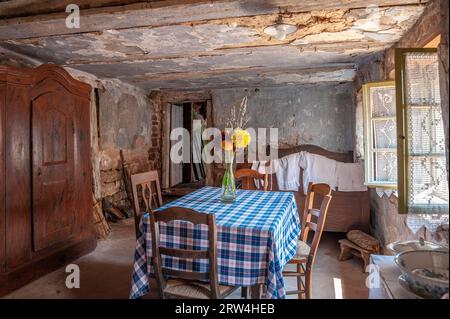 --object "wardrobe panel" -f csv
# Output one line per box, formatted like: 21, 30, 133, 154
5, 83, 32, 269
32, 88, 76, 252
73, 97, 93, 234
1, 64, 95, 296
0, 82, 5, 272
